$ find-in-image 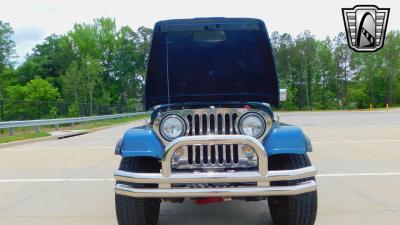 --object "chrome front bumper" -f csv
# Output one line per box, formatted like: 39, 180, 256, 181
115, 135, 317, 198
